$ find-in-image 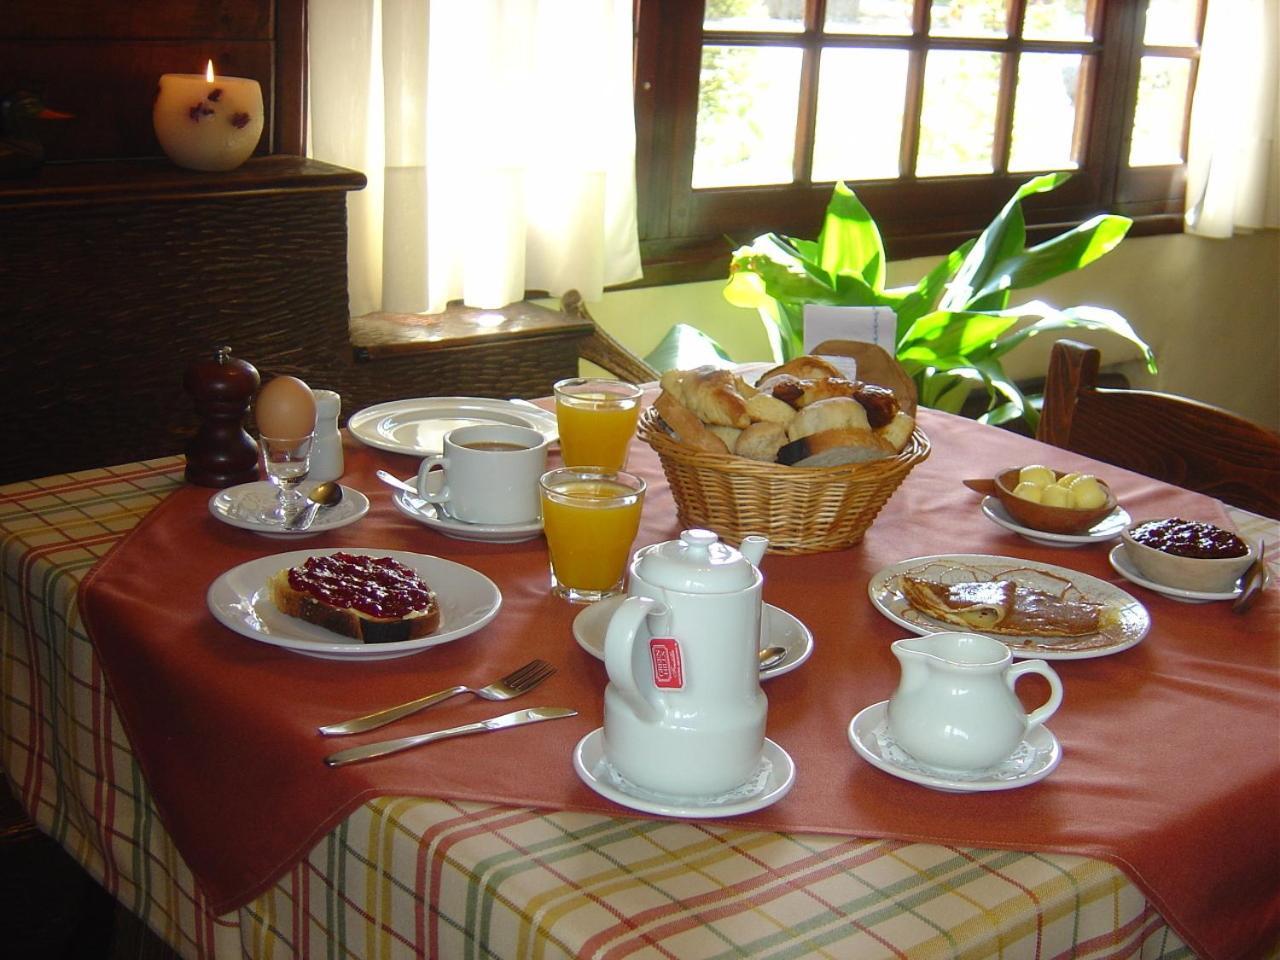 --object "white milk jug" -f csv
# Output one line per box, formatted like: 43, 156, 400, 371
602, 530, 769, 796
887, 632, 1063, 771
